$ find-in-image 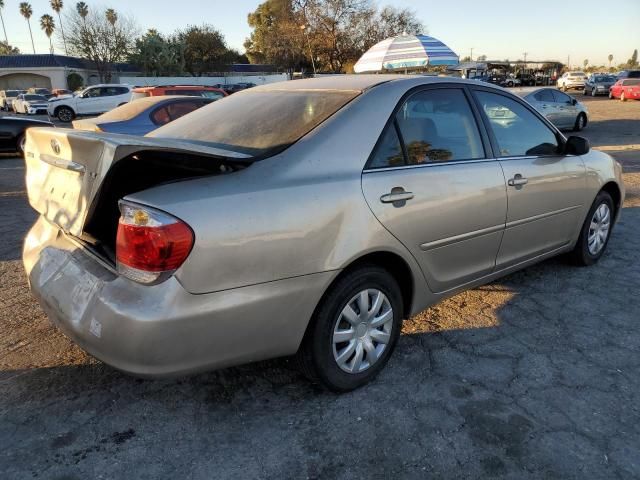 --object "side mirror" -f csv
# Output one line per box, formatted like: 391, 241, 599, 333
564, 136, 590, 155
571, 98, 578, 105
